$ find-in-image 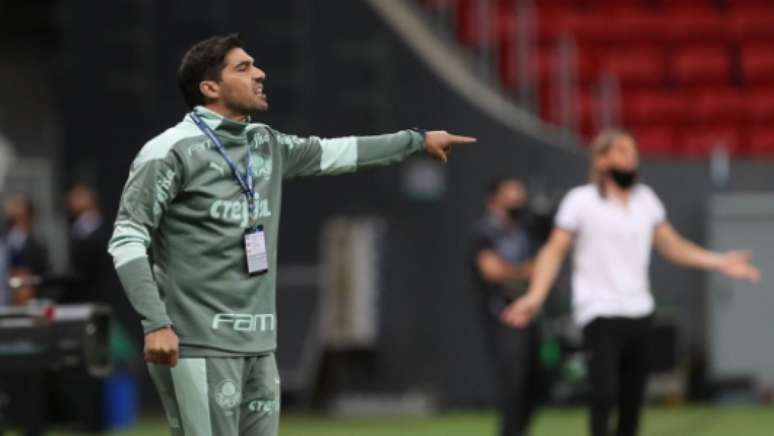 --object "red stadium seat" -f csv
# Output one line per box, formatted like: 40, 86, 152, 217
727, 3, 774, 41
654, 0, 717, 6
622, 91, 690, 125
522, 1, 773, 140
747, 127, 774, 156
533, 45, 597, 85
613, 6, 669, 42
537, 6, 581, 42
538, 82, 586, 127
455, 0, 499, 47
663, 4, 725, 41
632, 126, 677, 157
672, 45, 731, 85
454, 0, 476, 45
539, 85, 613, 138
581, 0, 644, 9
577, 90, 602, 138
740, 43, 774, 85
497, 14, 520, 88
541, 4, 668, 43
690, 88, 747, 123
744, 87, 774, 123
573, 9, 626, 42
679, 125, 742, 158
597, 46, 666, 87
